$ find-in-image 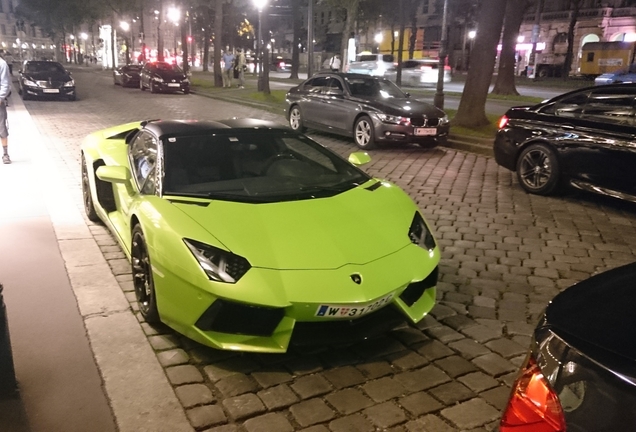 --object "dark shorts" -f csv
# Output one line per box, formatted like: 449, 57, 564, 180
0, 102, 7, 138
